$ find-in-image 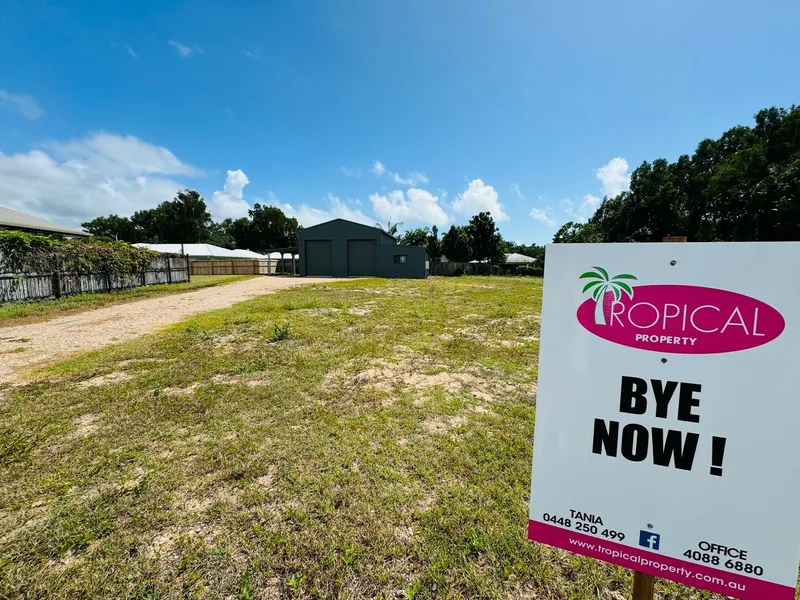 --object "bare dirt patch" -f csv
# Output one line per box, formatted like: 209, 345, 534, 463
292, 307, 342, 318
163, 383, 201, 396
77, 371, 131, 388
348, 301, 377, 316
328, 350, 505, 402
70, 413, 100, 437
420, 414, 467, 436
